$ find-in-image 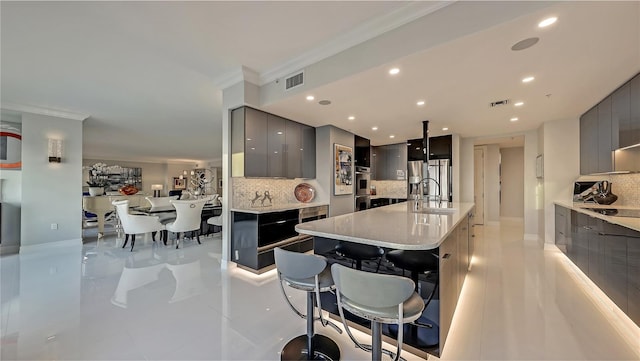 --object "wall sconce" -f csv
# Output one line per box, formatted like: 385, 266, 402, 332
151, 184, 163, 197
48, 138, 63, 163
